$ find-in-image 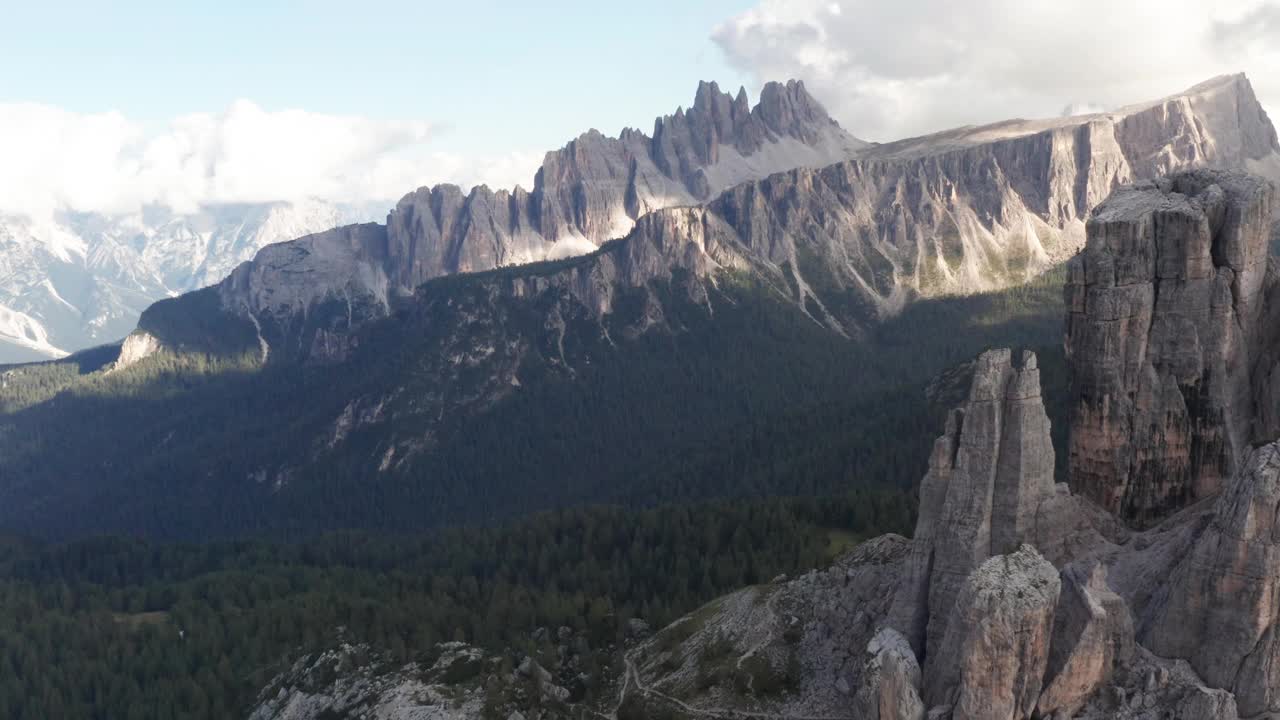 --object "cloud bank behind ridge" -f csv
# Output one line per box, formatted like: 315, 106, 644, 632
11, 1, 1280, 219
0, 100, 541, 218
713, 0, 1280, 142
